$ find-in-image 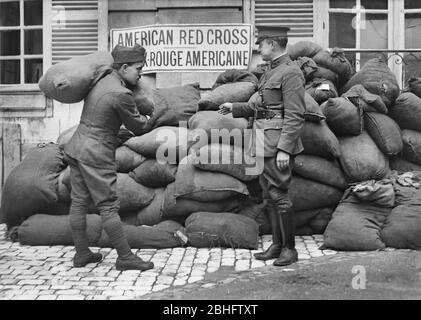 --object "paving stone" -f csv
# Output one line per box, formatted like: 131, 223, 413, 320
173, 279, 187, 286
17, 279, 45, 285
152, 284, 170, 291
